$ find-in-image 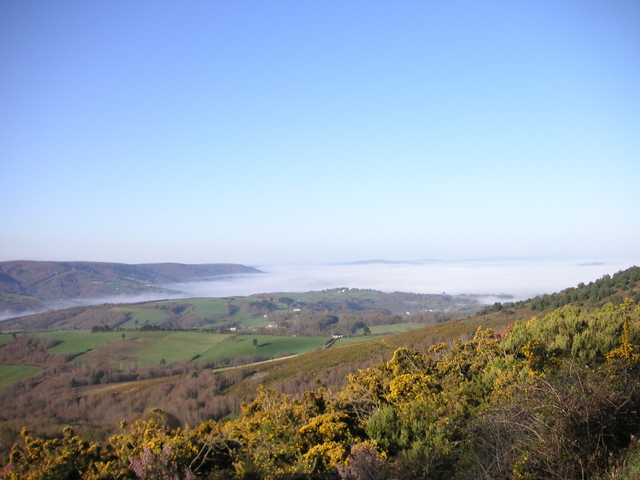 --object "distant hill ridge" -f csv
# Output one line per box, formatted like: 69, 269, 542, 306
0, 261, 262, 314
